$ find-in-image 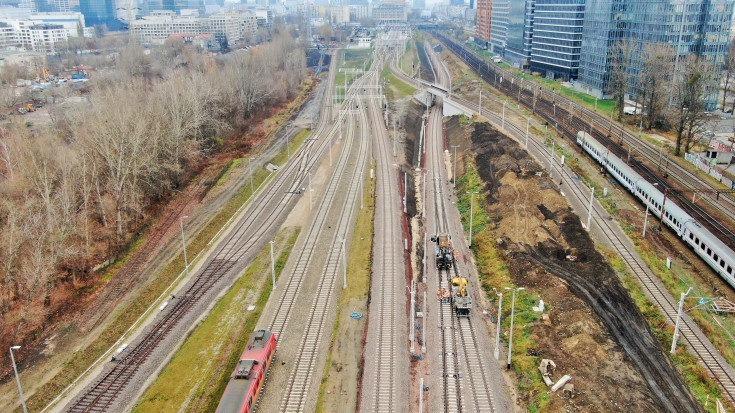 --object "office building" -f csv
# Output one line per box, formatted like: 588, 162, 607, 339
129, 10, 257, 45
503, 0, 533, 65
79, 0, 114, 26
372, 1, 406, 24
488, 0, 507, 53
529, 0, 584, 80
577, 0, 734, 108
